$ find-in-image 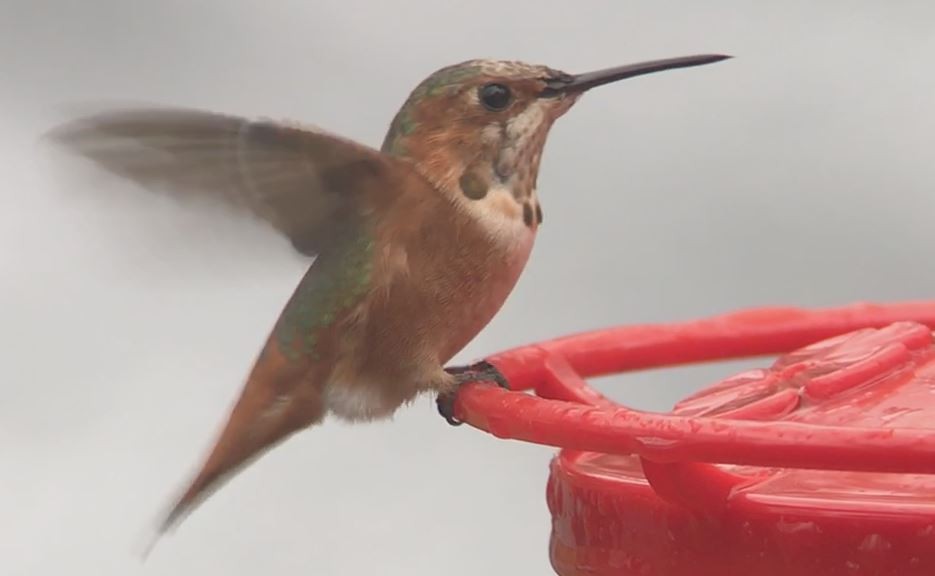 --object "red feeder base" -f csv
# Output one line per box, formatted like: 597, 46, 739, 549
454, 302, 935, 576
